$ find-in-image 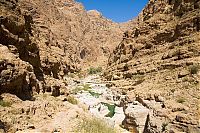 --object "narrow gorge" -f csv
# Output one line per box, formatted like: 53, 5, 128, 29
0, 0, 200, 133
